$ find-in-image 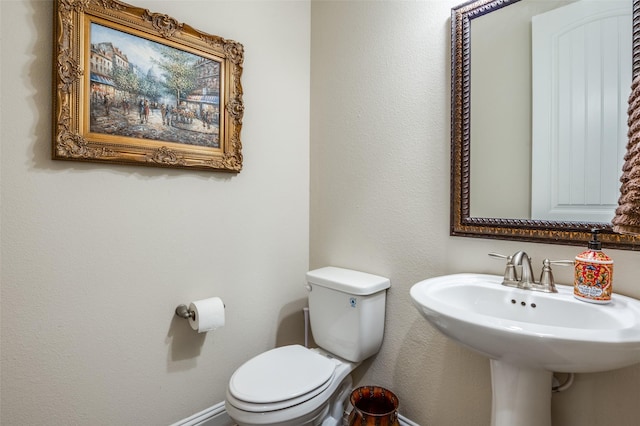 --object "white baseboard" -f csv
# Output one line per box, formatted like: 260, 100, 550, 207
170, 402, 420, 426
169, 402, 234, 426
399, 414, 421, 426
